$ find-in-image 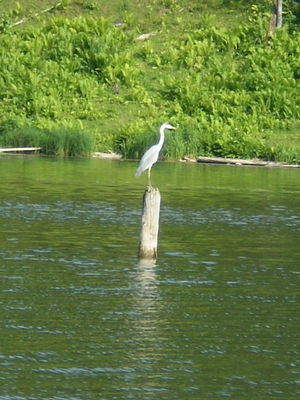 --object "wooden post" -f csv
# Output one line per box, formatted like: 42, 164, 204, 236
138, 186, 161, 261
